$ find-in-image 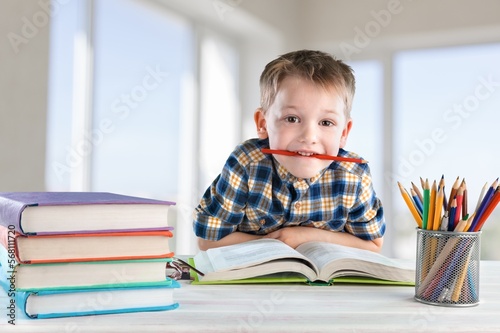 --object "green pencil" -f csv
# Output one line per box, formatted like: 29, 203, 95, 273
422, 179, 430, 229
